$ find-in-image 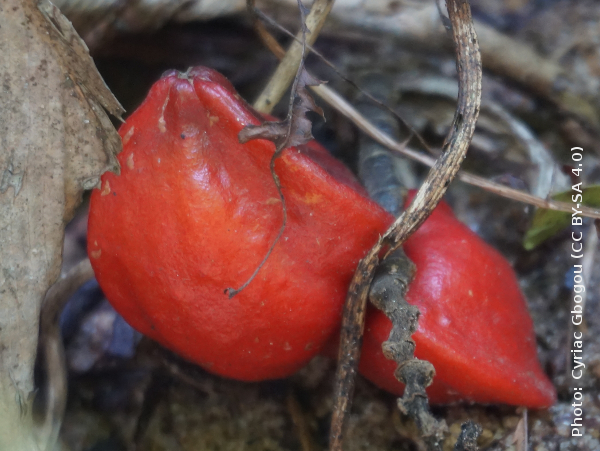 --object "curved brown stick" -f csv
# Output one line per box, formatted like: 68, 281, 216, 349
328, 0, 482, 449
